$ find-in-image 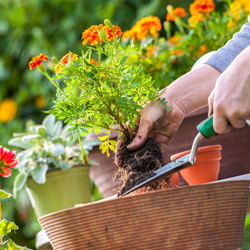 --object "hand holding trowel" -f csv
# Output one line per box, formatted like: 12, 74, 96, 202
118, 114, 250, 197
